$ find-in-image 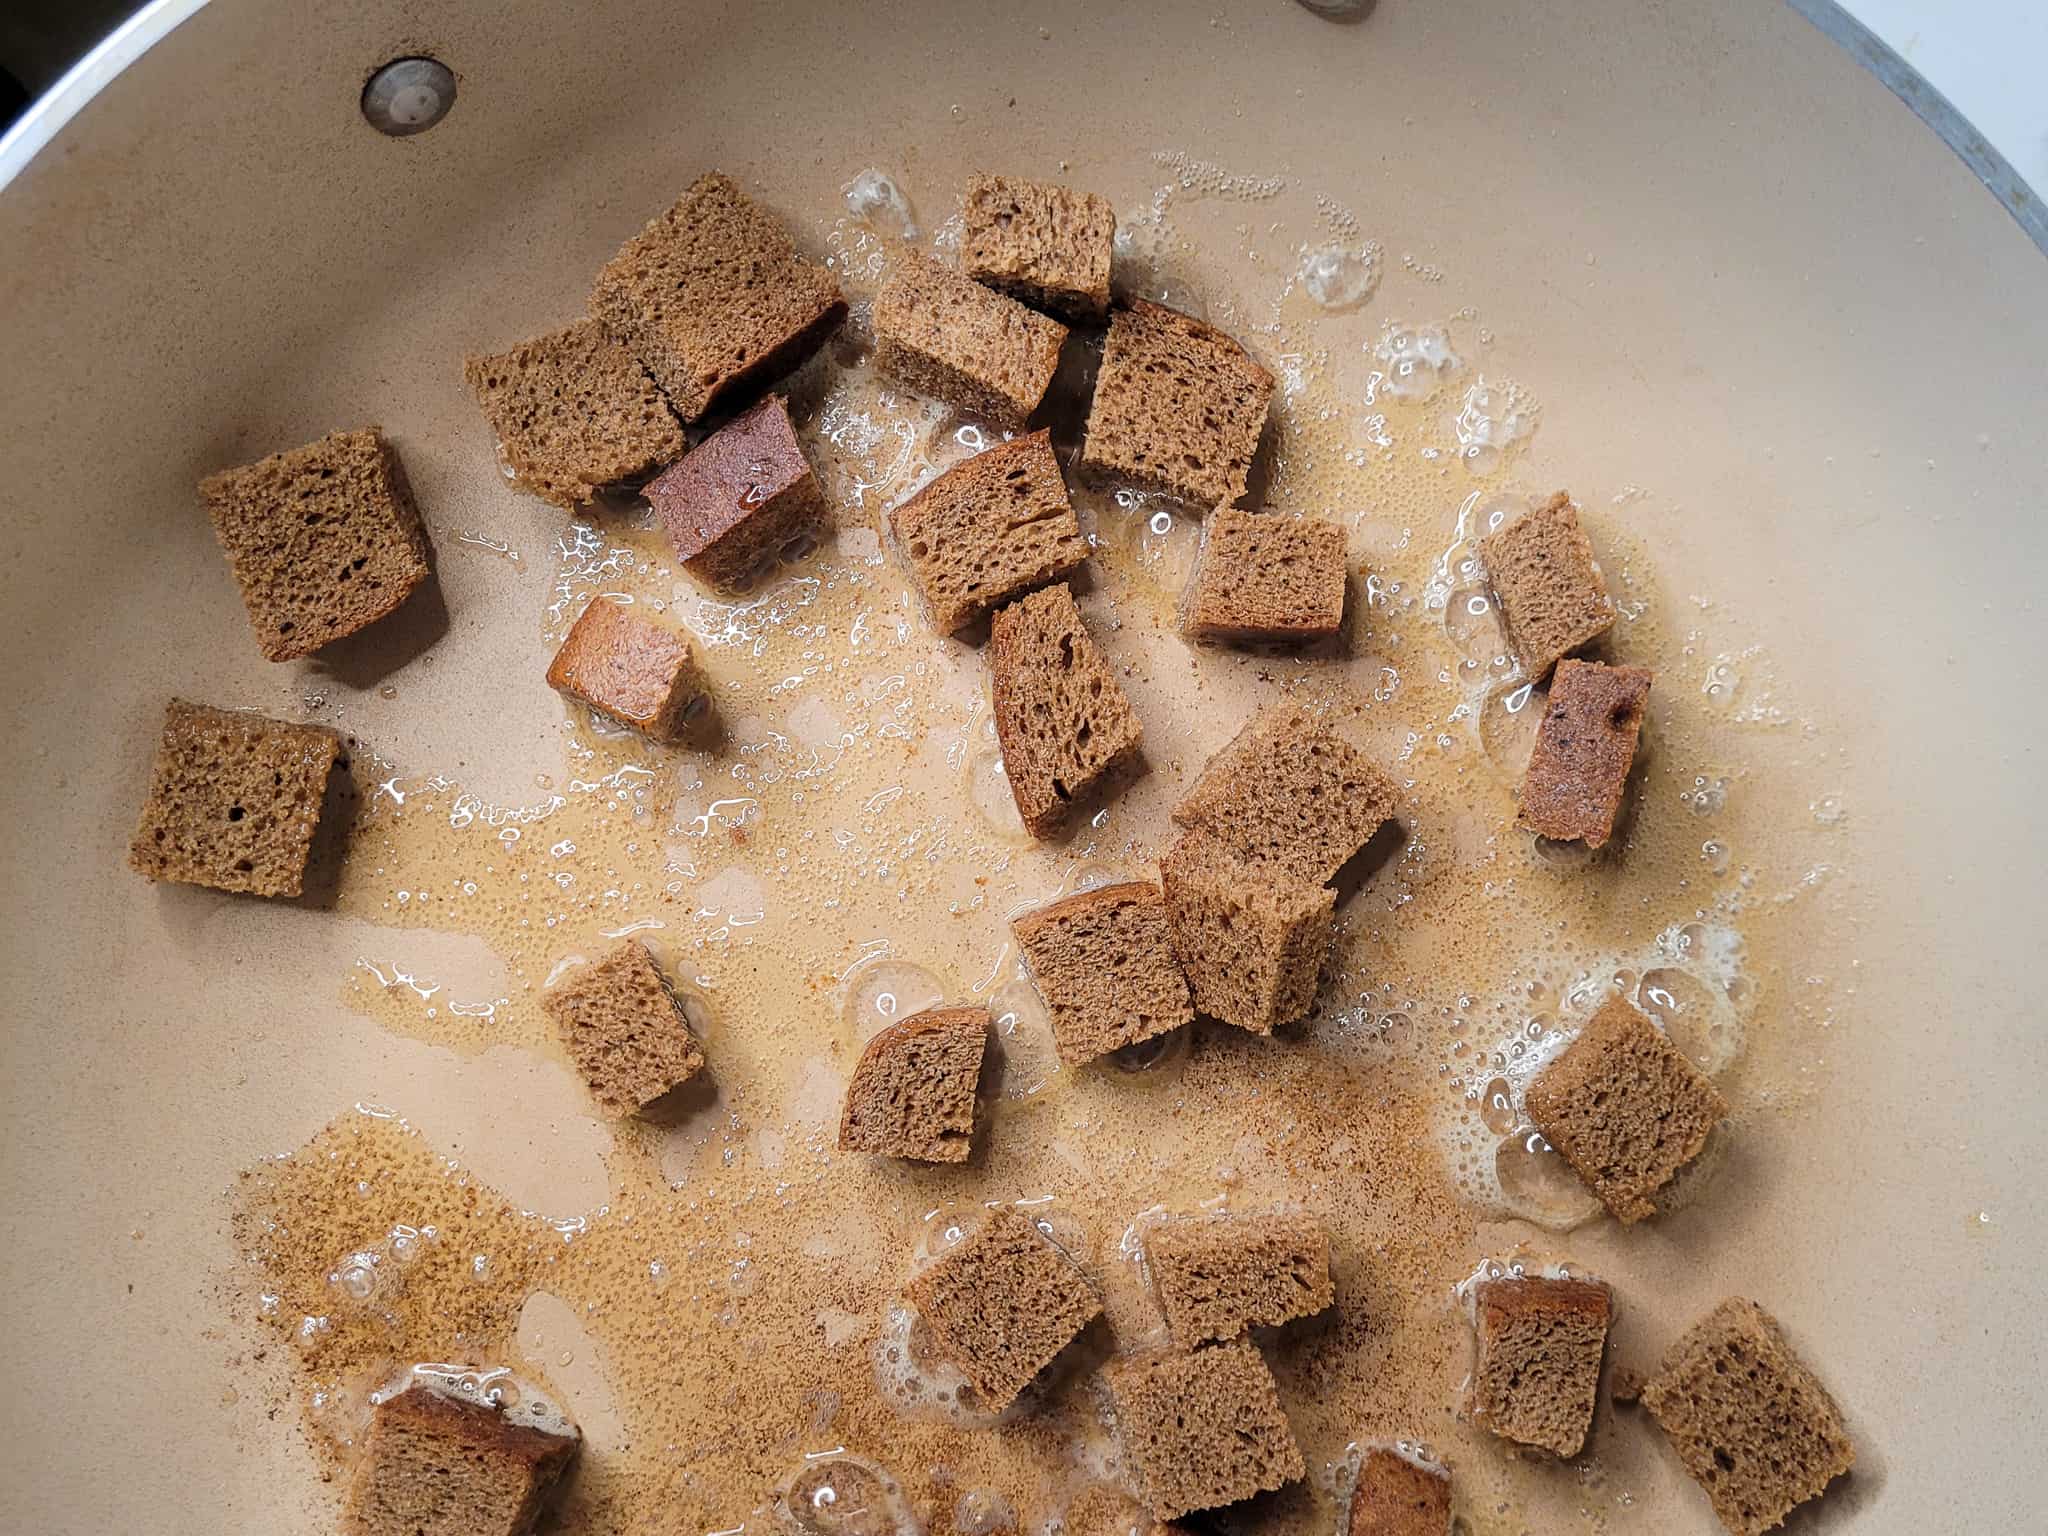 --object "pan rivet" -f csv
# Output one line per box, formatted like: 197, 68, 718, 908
361, 57, 457, 137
